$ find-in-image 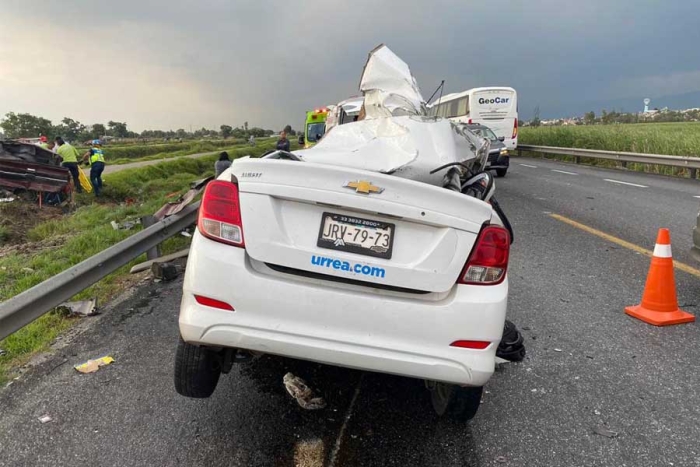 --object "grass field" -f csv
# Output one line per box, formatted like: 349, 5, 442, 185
519, 122, 700, 176
77, 139, 245, 161
0, 140, 280, 385
519, 122, 700, 156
